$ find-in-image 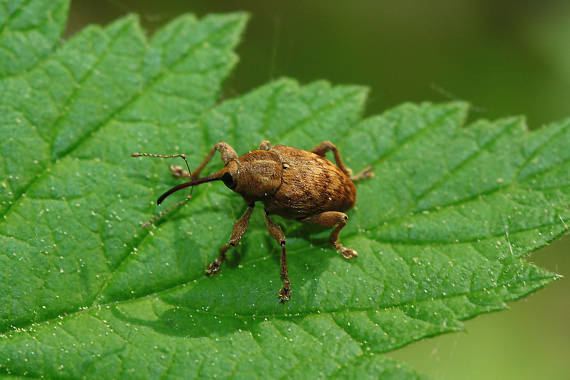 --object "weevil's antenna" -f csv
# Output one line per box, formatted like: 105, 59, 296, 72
141, 194, 192, 229
131, 152, 195, 228
131, 153, 192, 175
